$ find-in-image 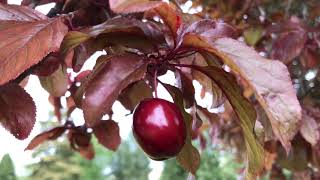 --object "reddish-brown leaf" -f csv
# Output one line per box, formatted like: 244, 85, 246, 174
32, 52, 61, 77
175, 70, 195, 108
271, 30, 307, 64
0, 3, 47, 21
109, 0, 163, 14
300, 110, 320, 146
72, 44, 90, 72
92, 120, 121, 151
68, 126, 91, 149
79, 143, 95, 160
151, 3, 182, 43
0, 17, 68, 85
300, 47, 319, 69
75, 70, 92, 83
179, 19, 236, 46
25, 126, 66, 150
0, 83, 36, 139
83, 54, 147, 127
48, 96, 62, 121
183, 36, 301, 153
